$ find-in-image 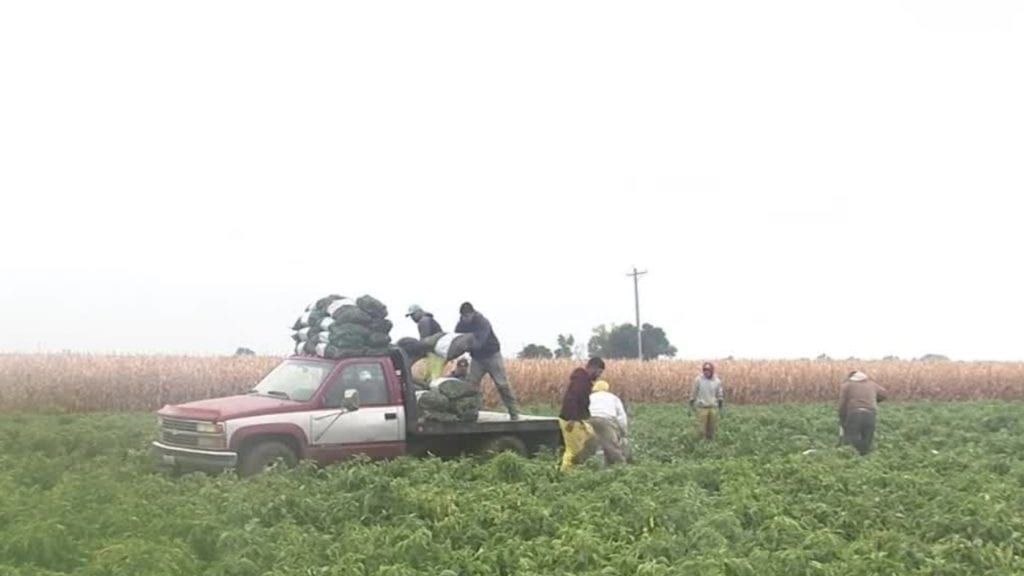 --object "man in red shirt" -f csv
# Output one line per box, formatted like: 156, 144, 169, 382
558, 357, 605, 471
